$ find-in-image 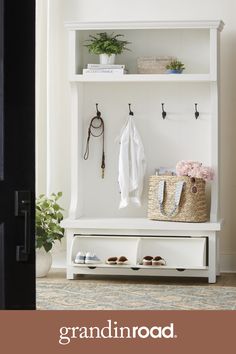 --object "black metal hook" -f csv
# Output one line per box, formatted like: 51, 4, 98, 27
128, 103, 134, 116
161, 103, 167, 119
195, 103, 199, 119
96, 103, 101, 117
